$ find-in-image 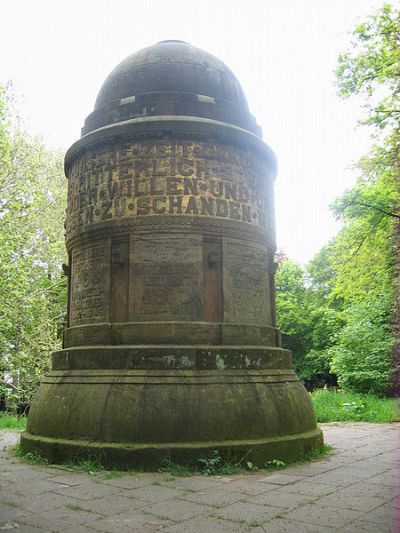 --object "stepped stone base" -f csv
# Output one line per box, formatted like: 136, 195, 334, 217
21, 345, 322, 468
